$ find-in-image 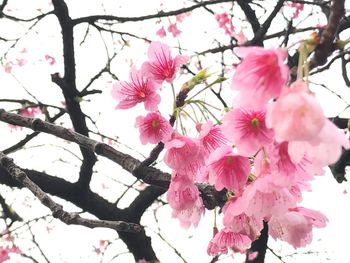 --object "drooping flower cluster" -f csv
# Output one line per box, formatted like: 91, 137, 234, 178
113, 41, 349, 258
